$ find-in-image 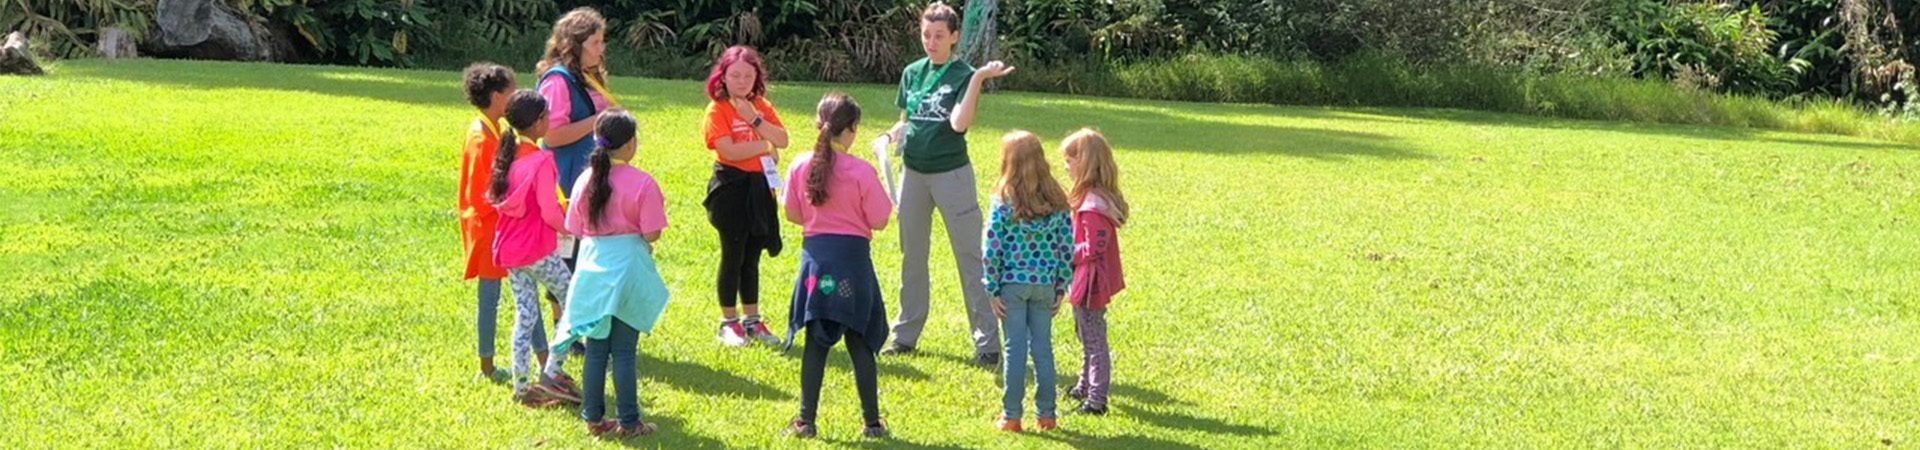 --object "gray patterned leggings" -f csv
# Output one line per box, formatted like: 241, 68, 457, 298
1073, 304, 1111, 408
509, 254, 571, 389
